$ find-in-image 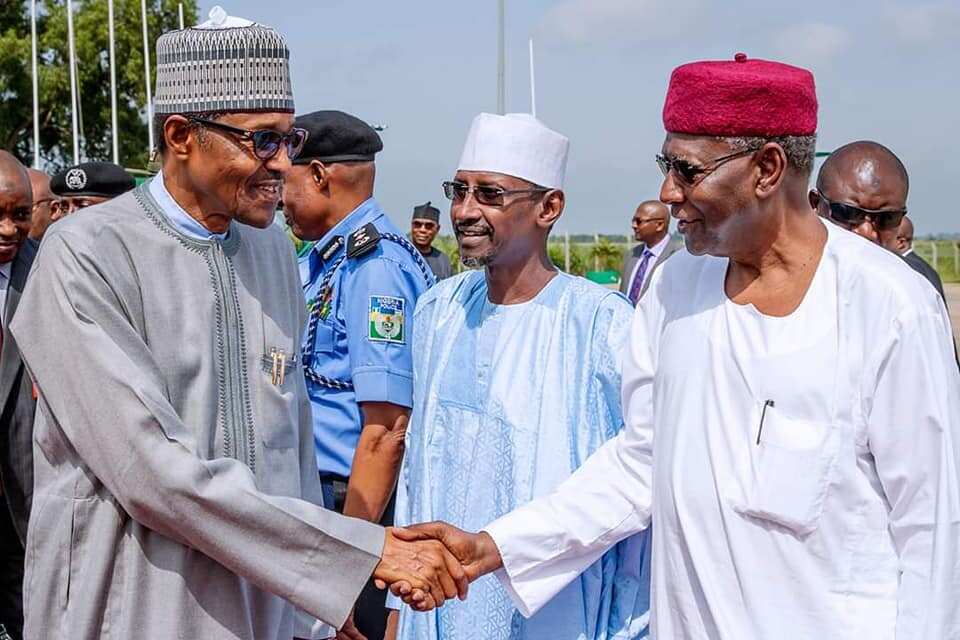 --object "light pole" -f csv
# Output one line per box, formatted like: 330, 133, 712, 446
30, 0, 40, 167
67, 0, 80, 163
142, 0, 154, 154
108, 0, 119, 164
528, 37, 536, 117
497, 0, 505, 114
